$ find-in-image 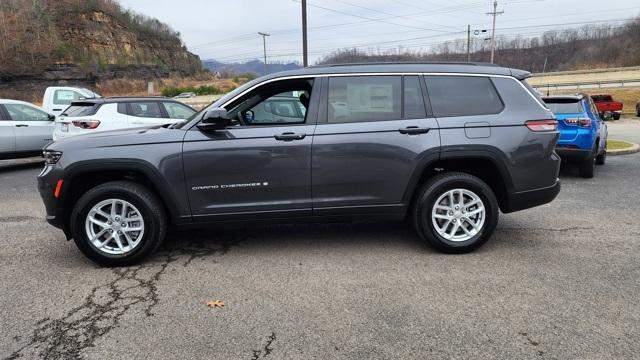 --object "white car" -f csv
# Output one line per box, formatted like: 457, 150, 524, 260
53, 97, 197, 141
0, 99, 55, 159
42, 86, 101, 117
